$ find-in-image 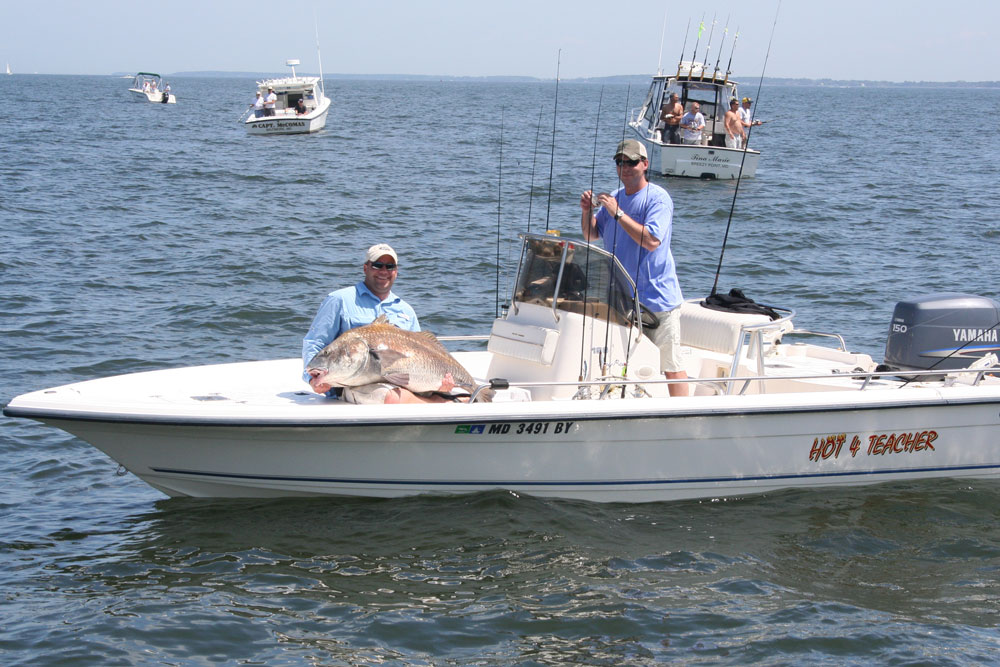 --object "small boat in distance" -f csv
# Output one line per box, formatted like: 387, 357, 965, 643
128, 72, 176, 104
630, 60, 760, 180
630, 18, 761, 180
5, 62, 11, 75
242, 59, 331, 135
